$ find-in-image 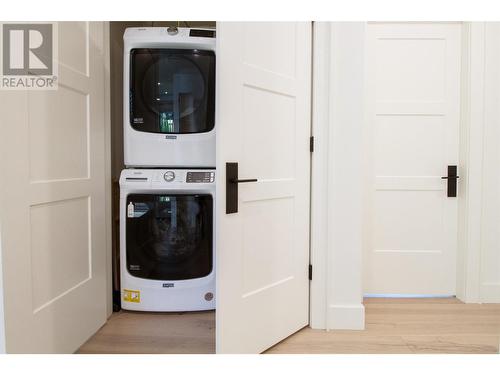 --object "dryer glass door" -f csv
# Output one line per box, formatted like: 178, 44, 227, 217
130, 48, 215, 134
126, 194, 213, 280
